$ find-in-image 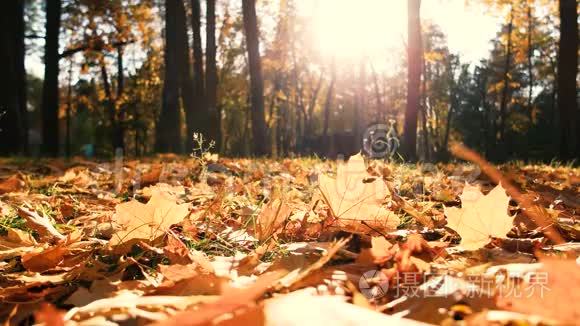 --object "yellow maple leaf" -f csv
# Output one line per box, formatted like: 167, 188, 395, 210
318, 153, 400, 234
109, 193, 190, 251
444, 184, 514, 250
